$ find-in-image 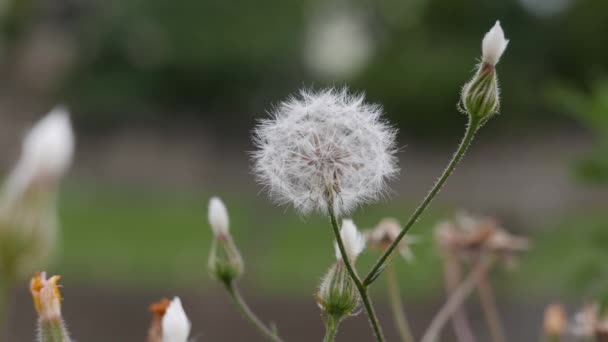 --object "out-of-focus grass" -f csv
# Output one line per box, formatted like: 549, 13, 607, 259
55, 184, 608, 300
